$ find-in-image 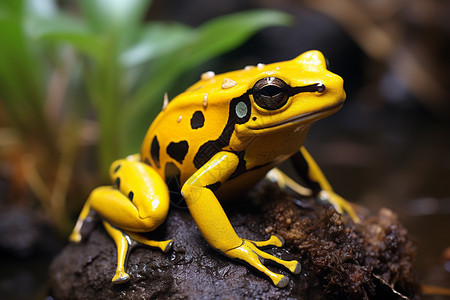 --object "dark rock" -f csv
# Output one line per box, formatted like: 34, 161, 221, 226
49, 183, 421, 299
0, 204, 63, 300
0, 205, 62, 258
